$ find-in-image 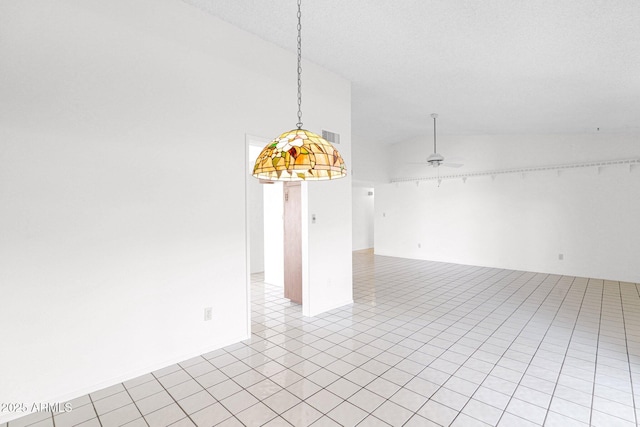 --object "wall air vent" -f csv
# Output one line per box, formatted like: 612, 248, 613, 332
322, 130, 340, 144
